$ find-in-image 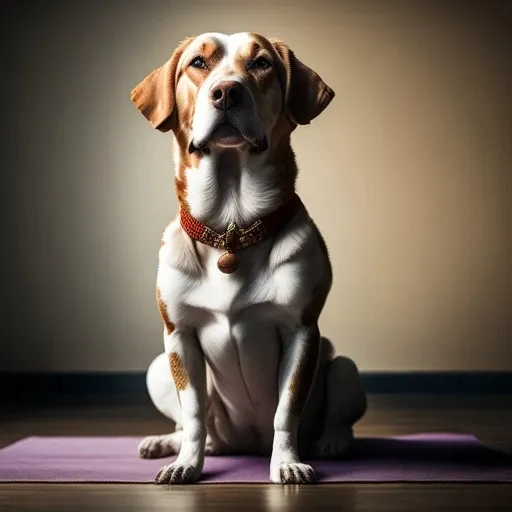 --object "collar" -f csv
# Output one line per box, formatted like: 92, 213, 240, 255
180, 194, 302, 274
